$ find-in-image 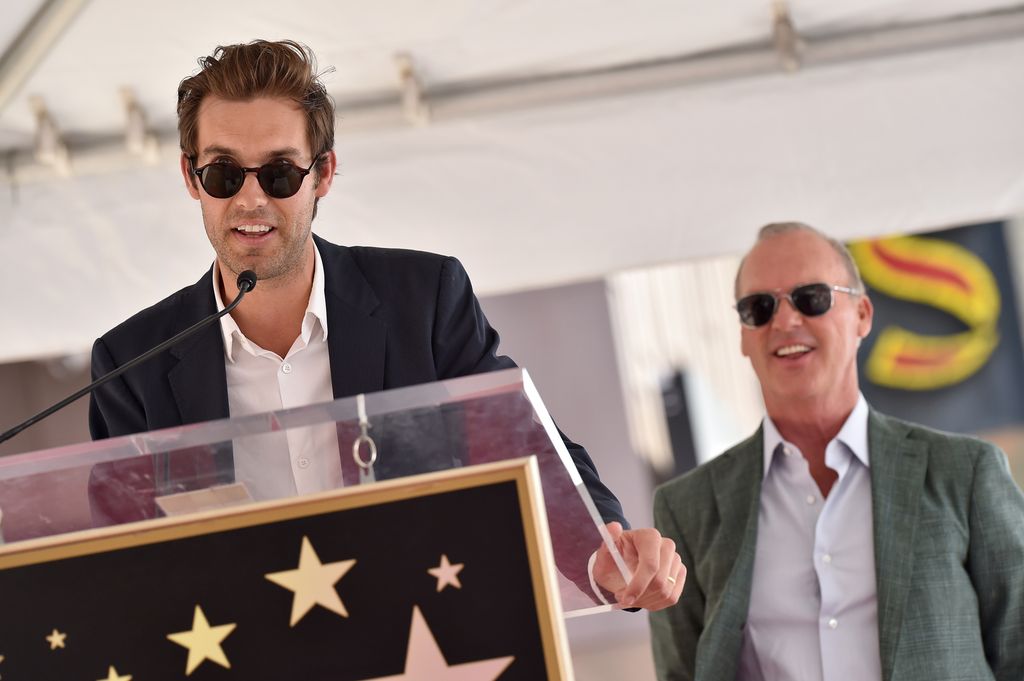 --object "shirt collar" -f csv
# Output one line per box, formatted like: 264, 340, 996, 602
761, 393, 870, 480
211, 241, 329, 363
